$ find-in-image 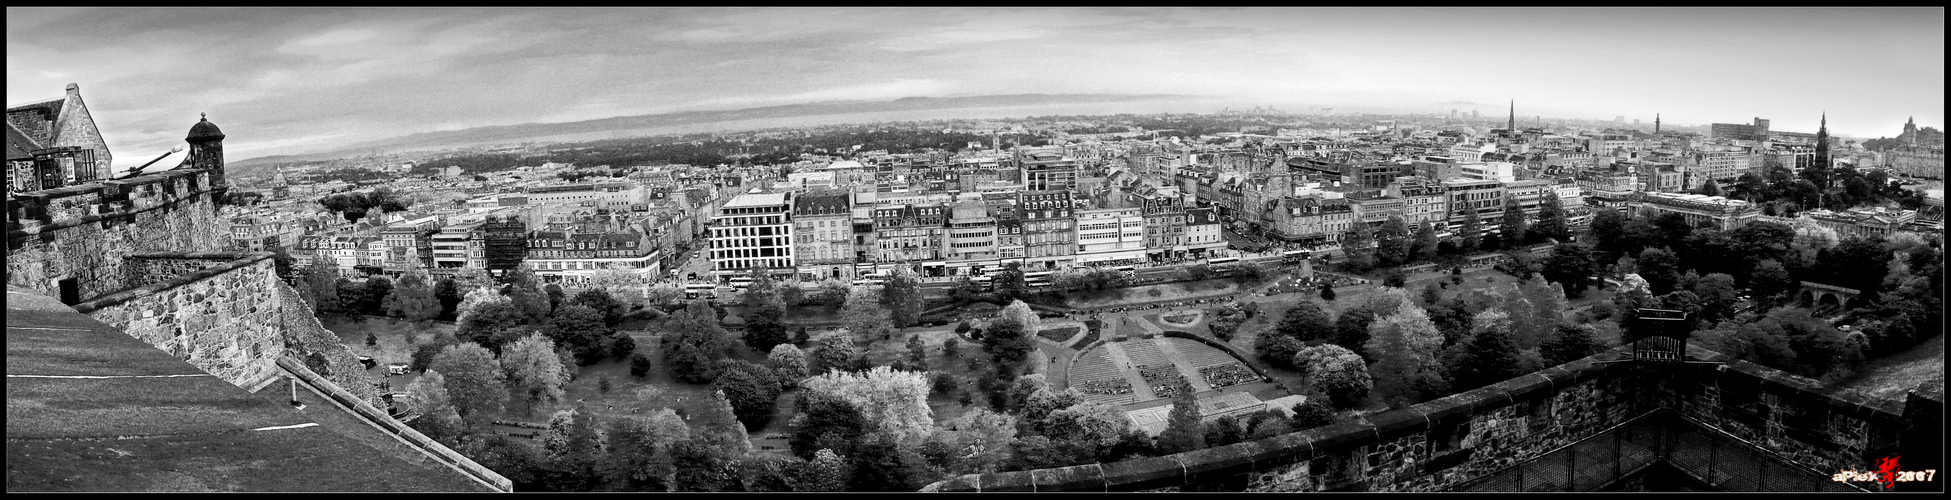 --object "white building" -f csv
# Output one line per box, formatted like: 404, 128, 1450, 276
1072, 207, 1148, 265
